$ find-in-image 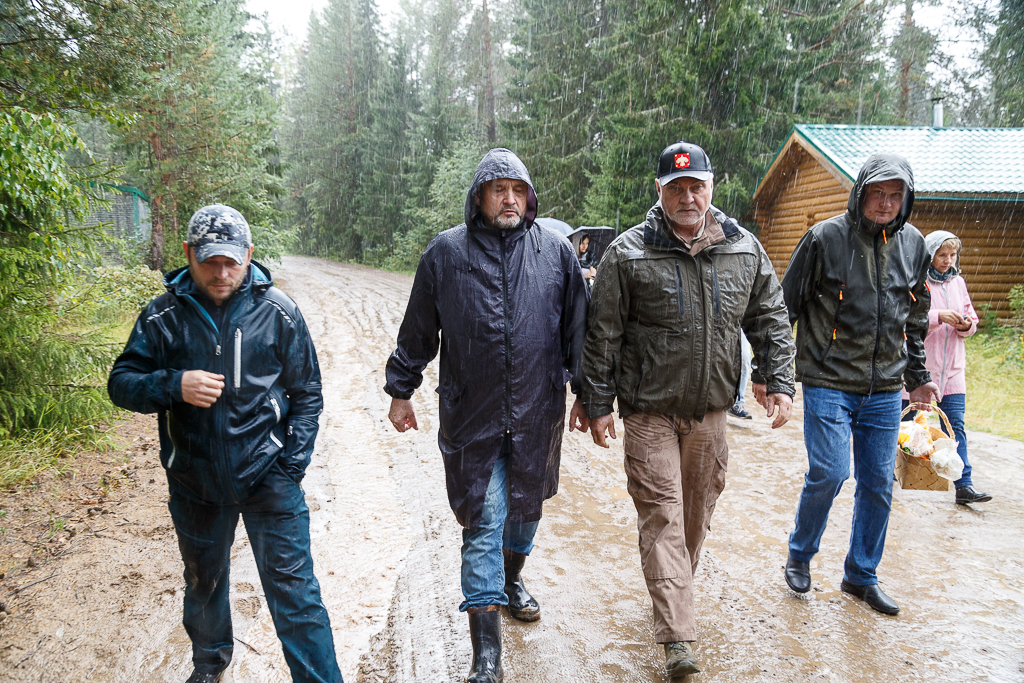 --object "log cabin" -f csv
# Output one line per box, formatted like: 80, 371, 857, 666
752, 124, 1024, 319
